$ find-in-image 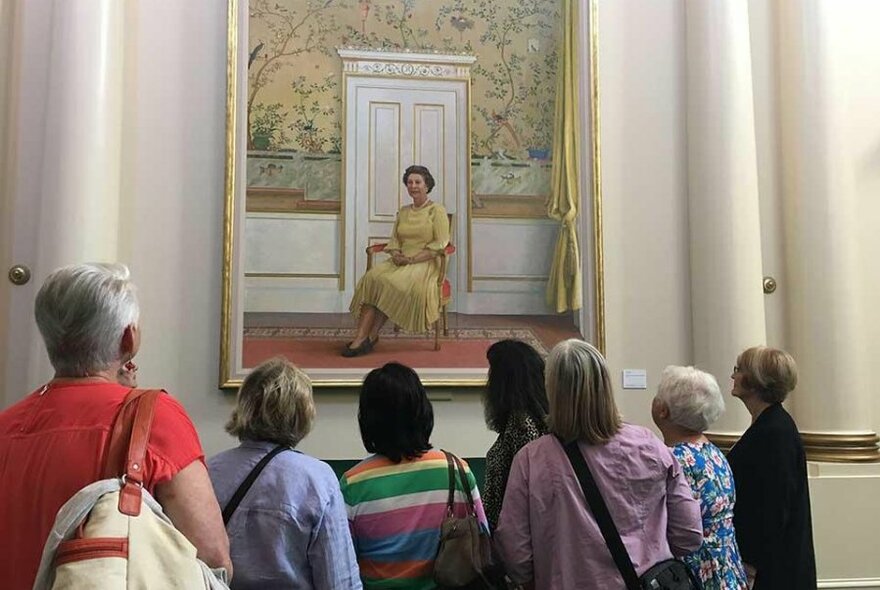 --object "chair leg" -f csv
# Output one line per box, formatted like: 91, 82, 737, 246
434, 319, 441, 351
443, 306, 449, 337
